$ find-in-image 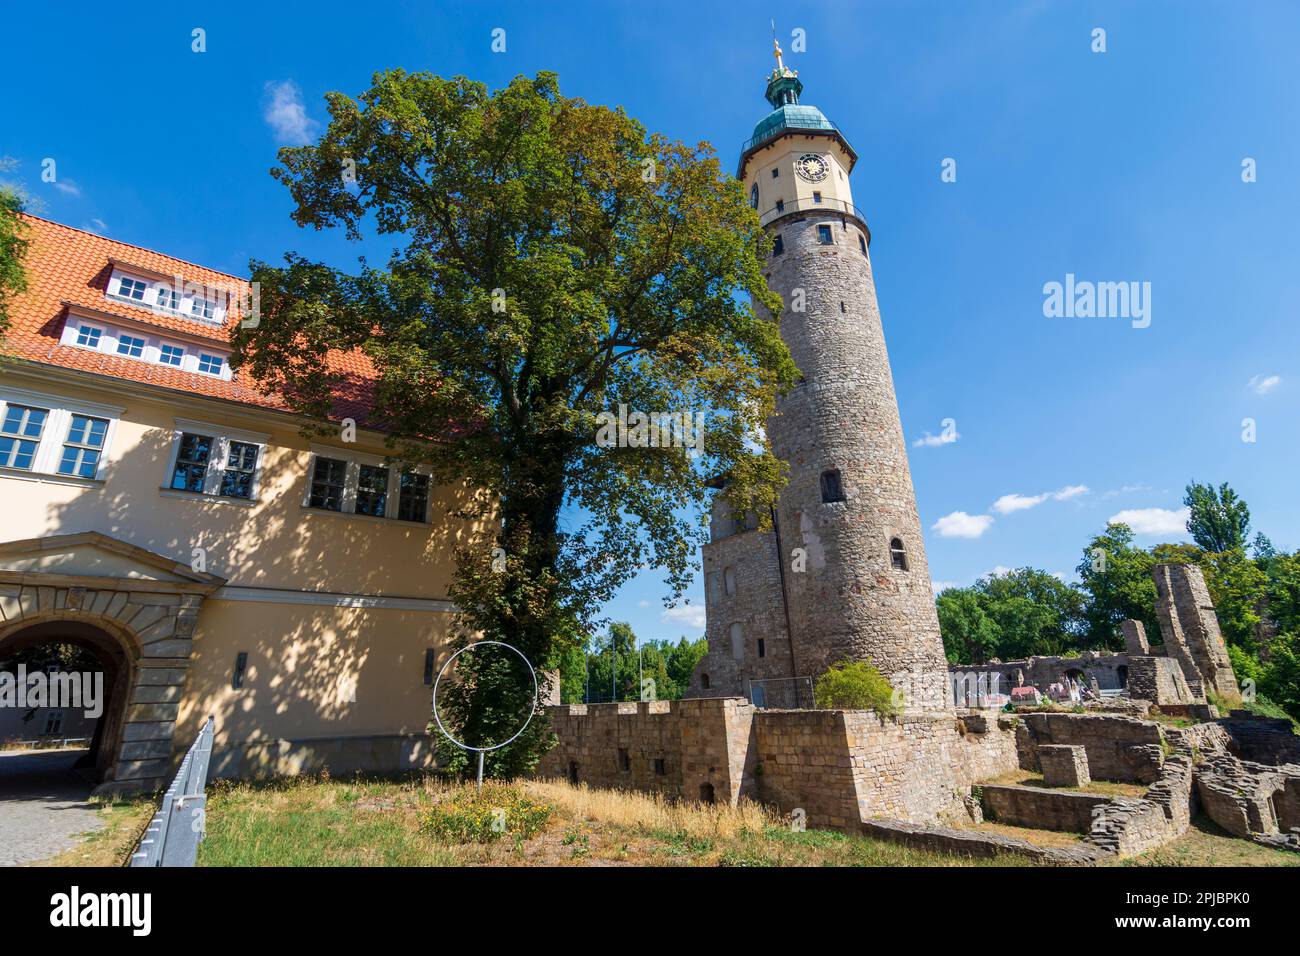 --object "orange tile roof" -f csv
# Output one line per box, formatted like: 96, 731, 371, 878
3, 215, 379, 423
